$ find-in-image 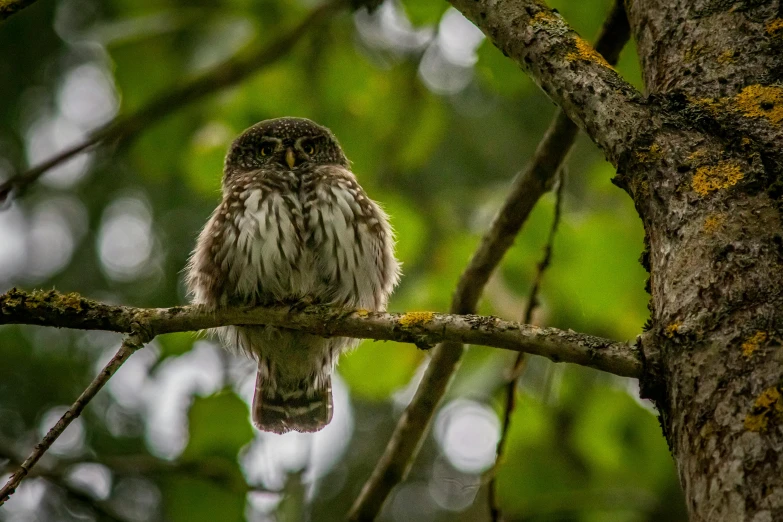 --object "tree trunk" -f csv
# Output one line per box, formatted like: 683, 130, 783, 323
624, 1, 783, 520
